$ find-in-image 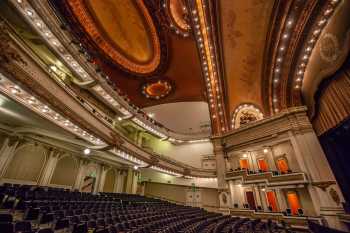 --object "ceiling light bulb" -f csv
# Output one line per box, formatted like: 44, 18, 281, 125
263, 148, 268, 153
83, 148, 91, 155
134, 165, 139, 170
